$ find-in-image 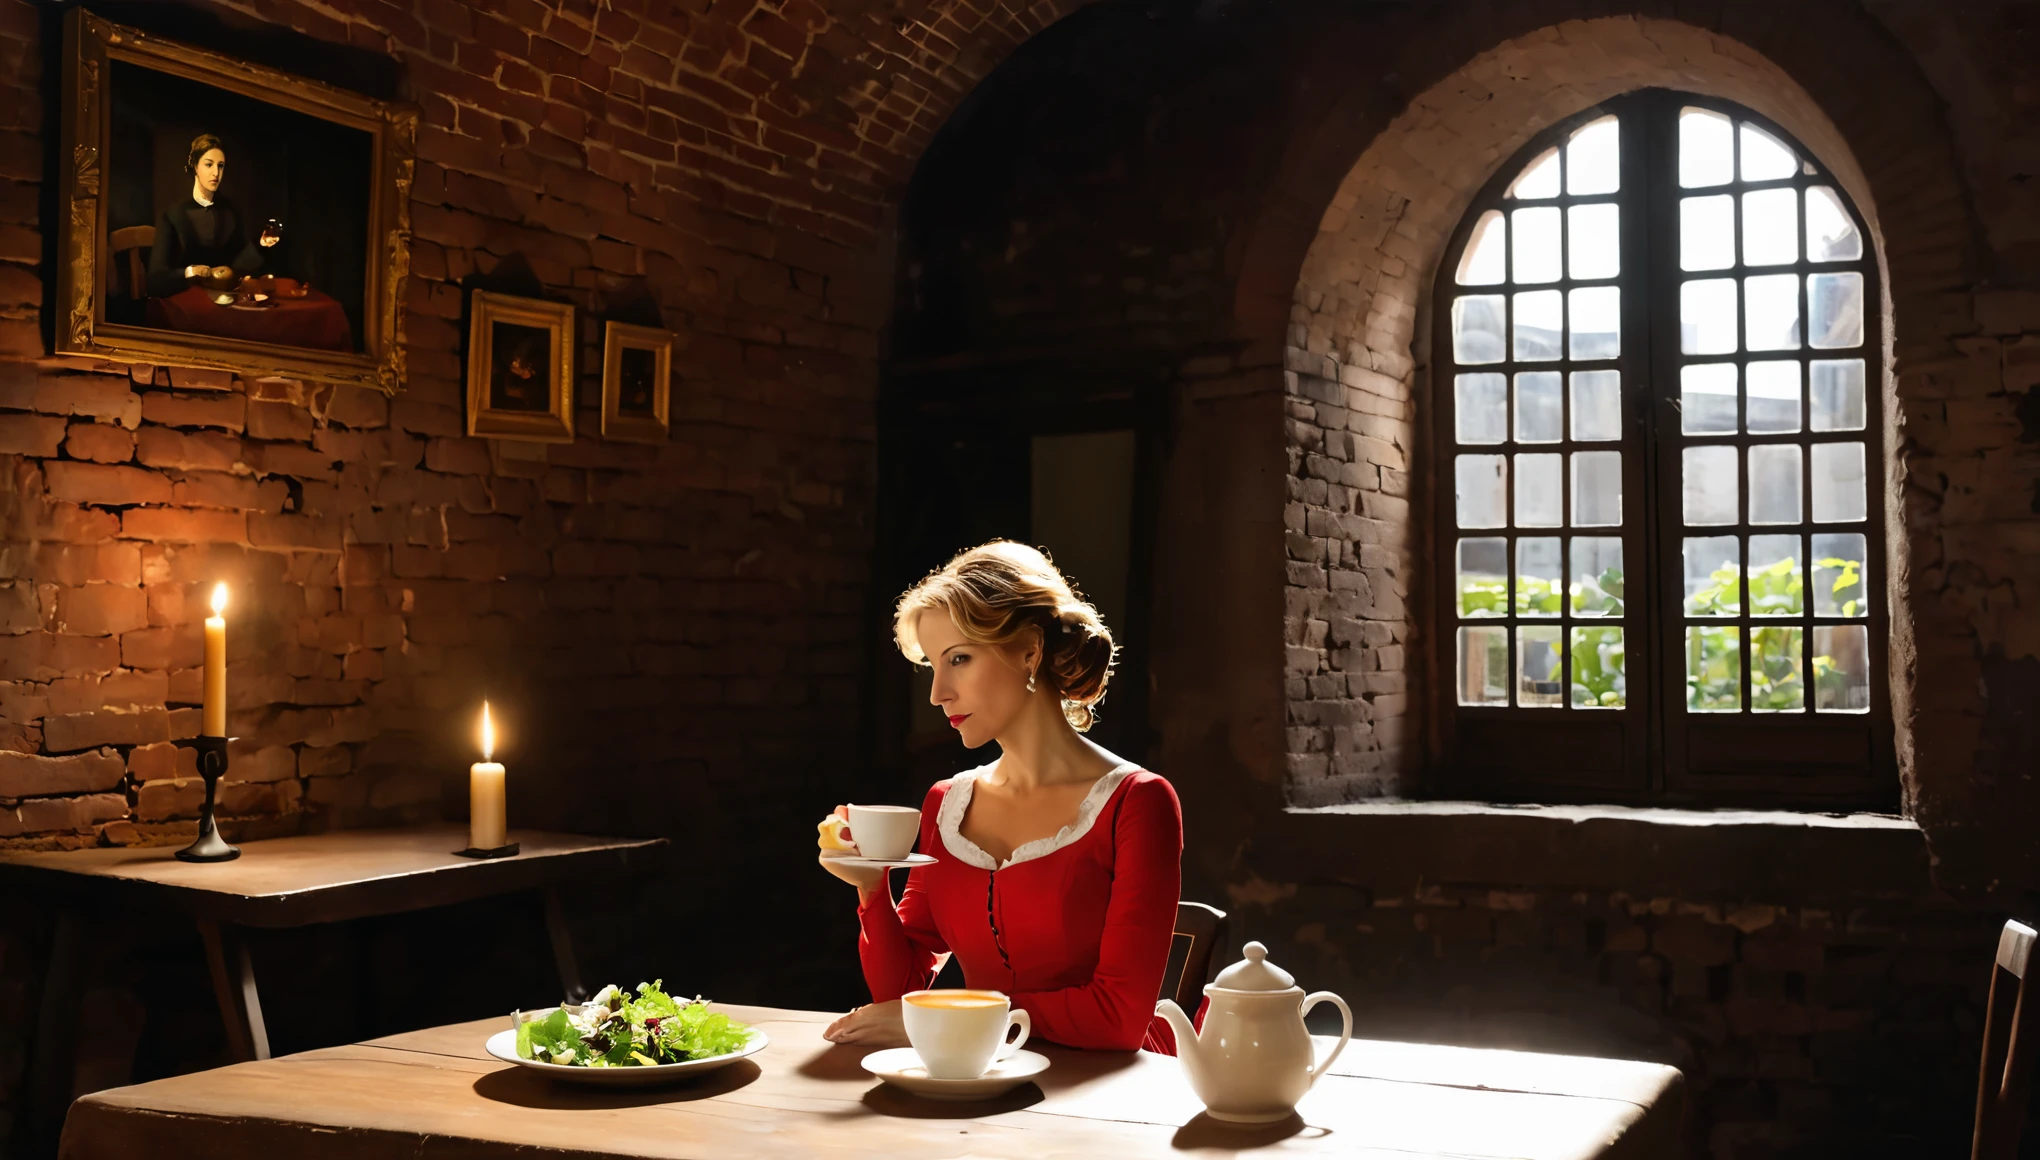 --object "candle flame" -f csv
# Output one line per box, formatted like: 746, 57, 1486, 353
479, 701, 495, 762
210, 582, 229, 616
